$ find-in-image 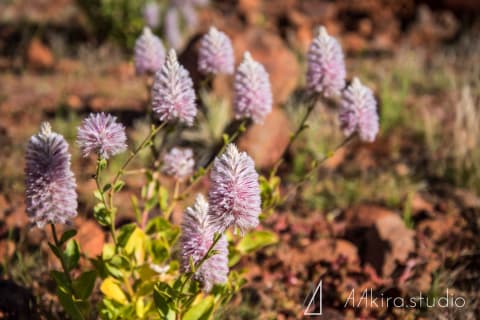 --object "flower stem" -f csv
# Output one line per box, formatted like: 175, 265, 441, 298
107, 122, 167, 242
175, 119, 247, 201
282, 135, 355, 202
177, 233, 222, 305
50, 223, 74, 290
164, 180, 180, 220
274, 94, 318, 170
